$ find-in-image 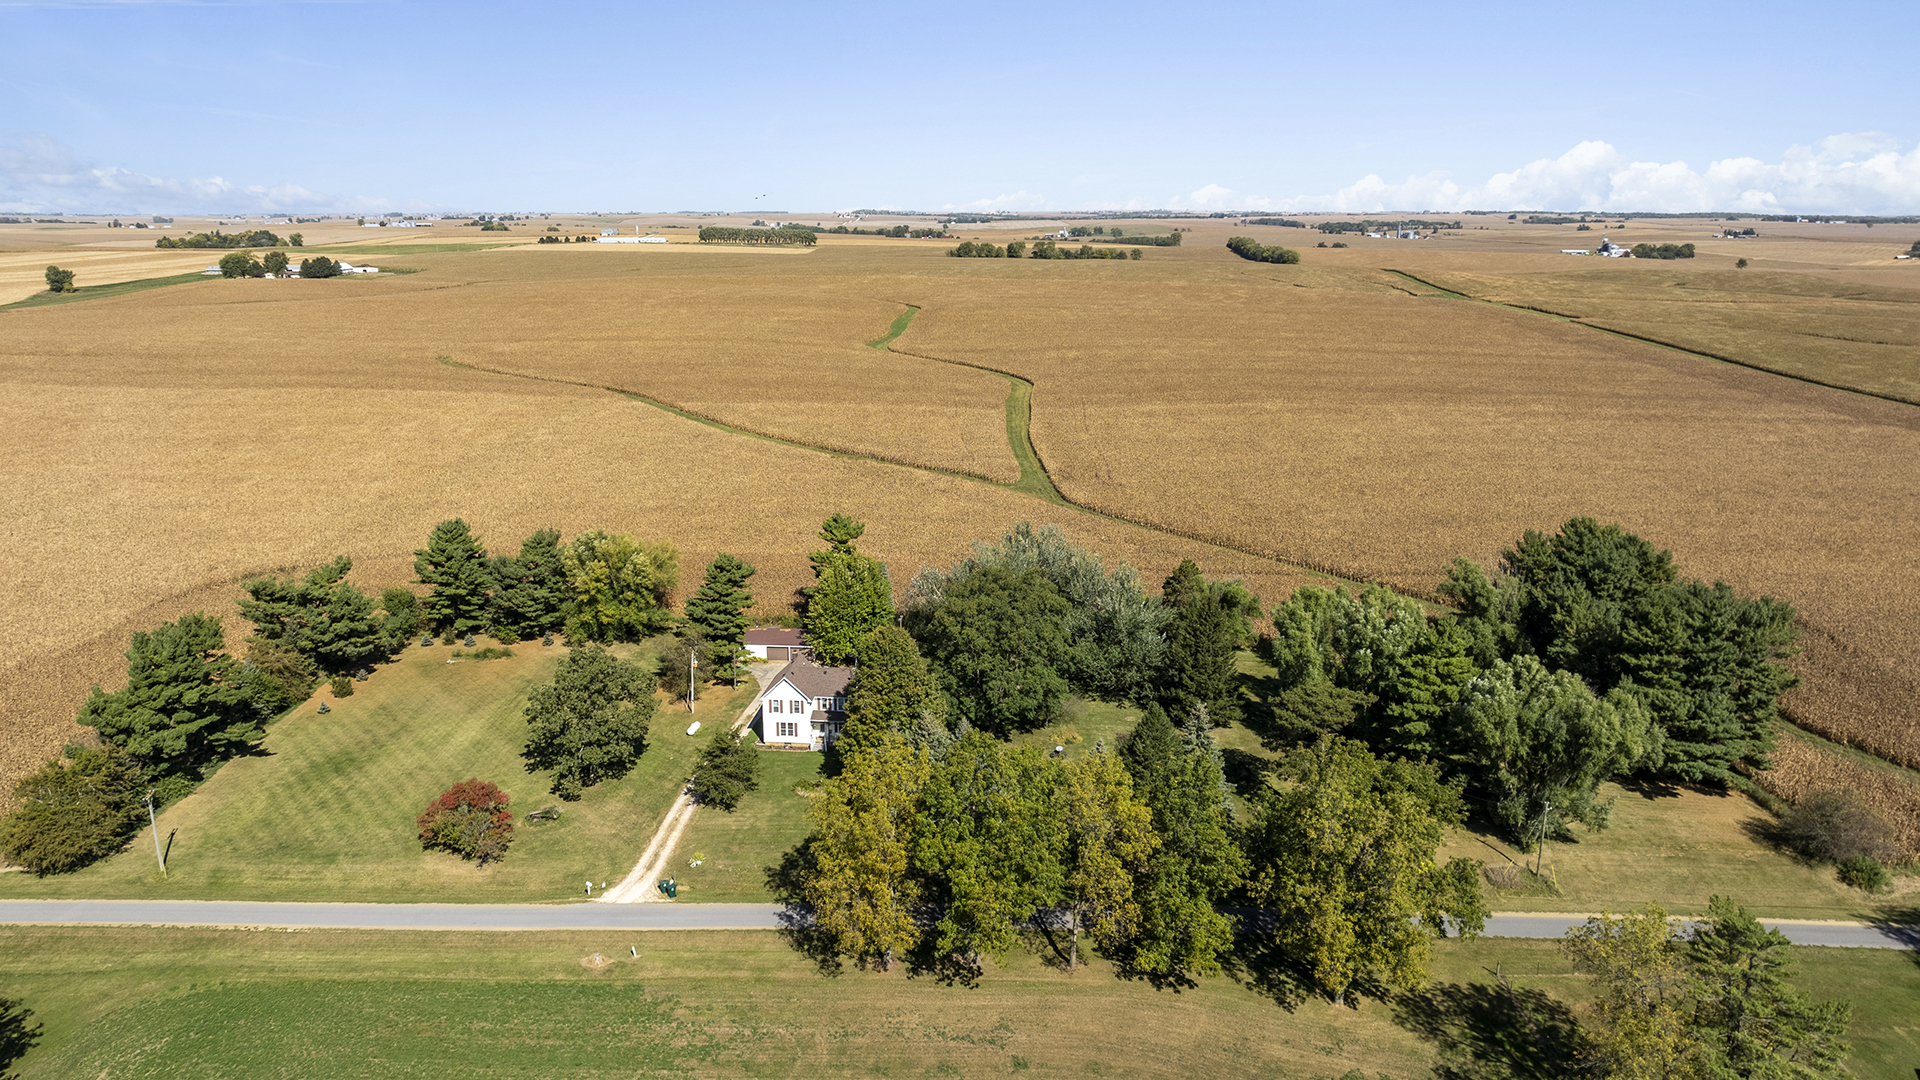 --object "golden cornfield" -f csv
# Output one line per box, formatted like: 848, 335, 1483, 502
1754, 735, 1920, 861
1, 213, 1916, 810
